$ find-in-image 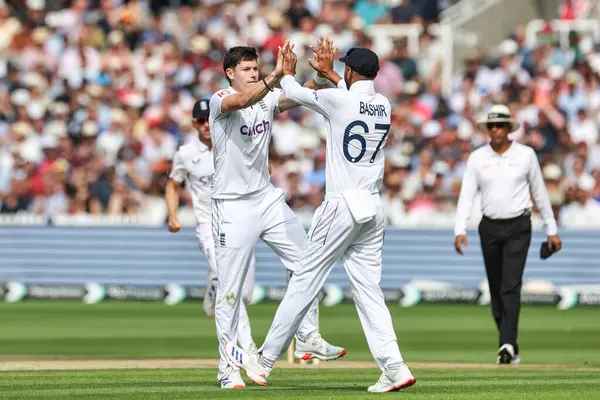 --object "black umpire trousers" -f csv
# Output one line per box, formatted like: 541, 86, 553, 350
478, 211, 532, 354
